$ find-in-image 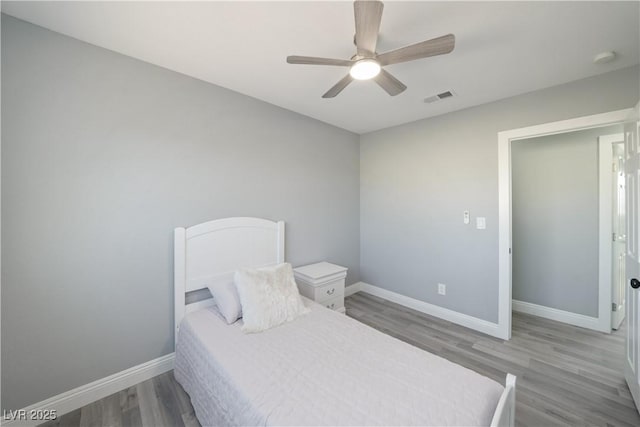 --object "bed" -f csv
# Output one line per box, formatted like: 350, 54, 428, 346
173, 217, 516, 426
